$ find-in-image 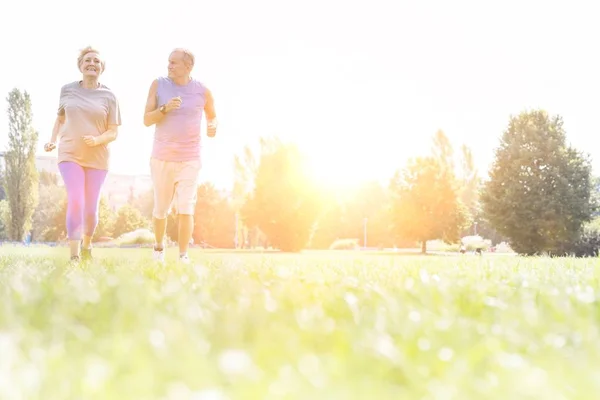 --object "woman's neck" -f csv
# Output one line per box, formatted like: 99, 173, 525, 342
80, 76, 99, 89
